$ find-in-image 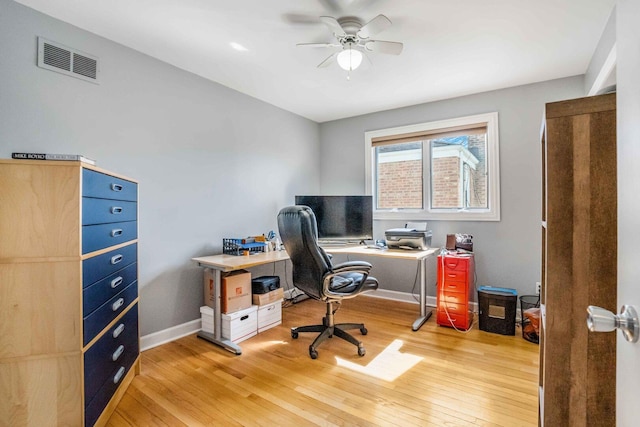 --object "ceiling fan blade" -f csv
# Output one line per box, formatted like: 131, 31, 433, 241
362, 50, 373, 66
318, 0, 380, 14
357, 14, 392, 39
365, 40, 403, 55
283, 13, 323, 25
320, 16, 346, 37
317, 0, 342, 14
296, 42, 341, 48
317, 52, 338, 68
